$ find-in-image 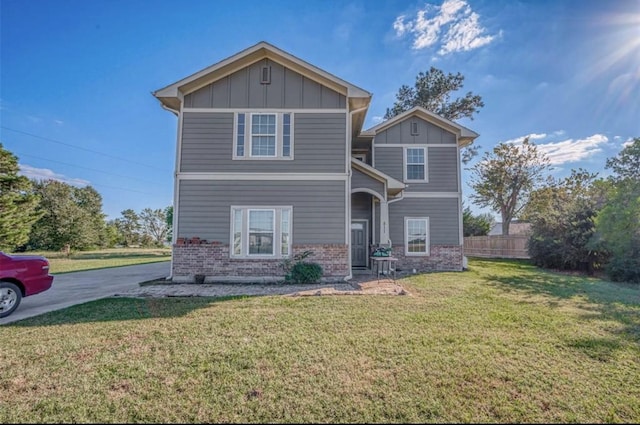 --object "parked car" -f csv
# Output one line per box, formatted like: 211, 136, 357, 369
0, 252, 54, 318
